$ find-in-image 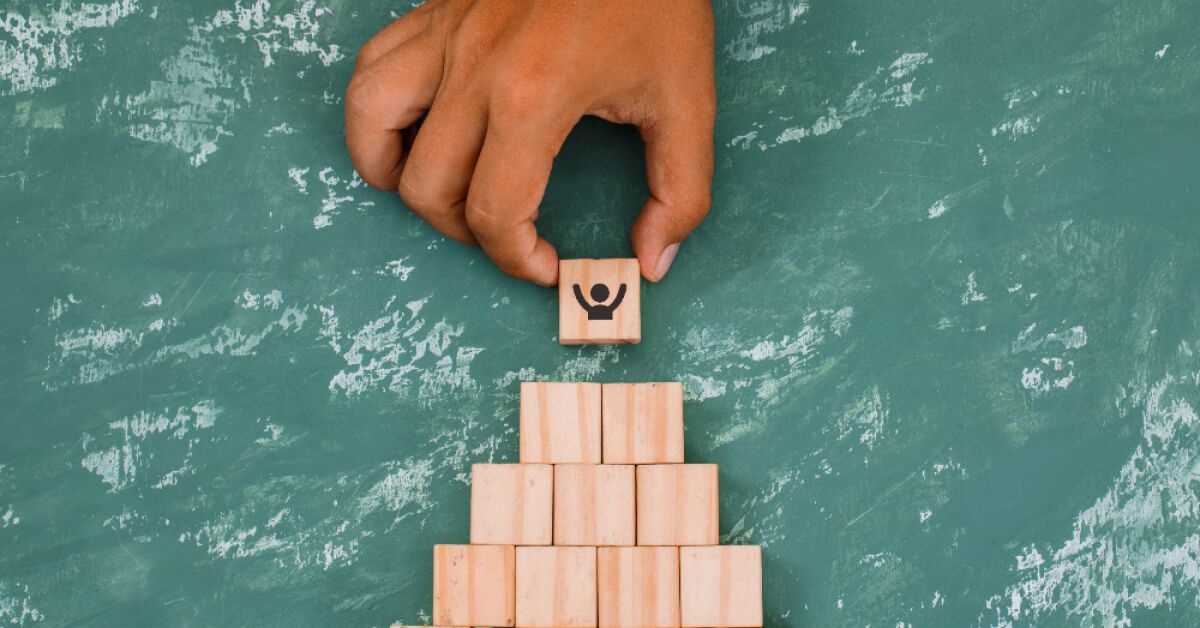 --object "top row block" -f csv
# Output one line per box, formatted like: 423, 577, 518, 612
559, 259, 640, 345
520, 382, 684, 464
